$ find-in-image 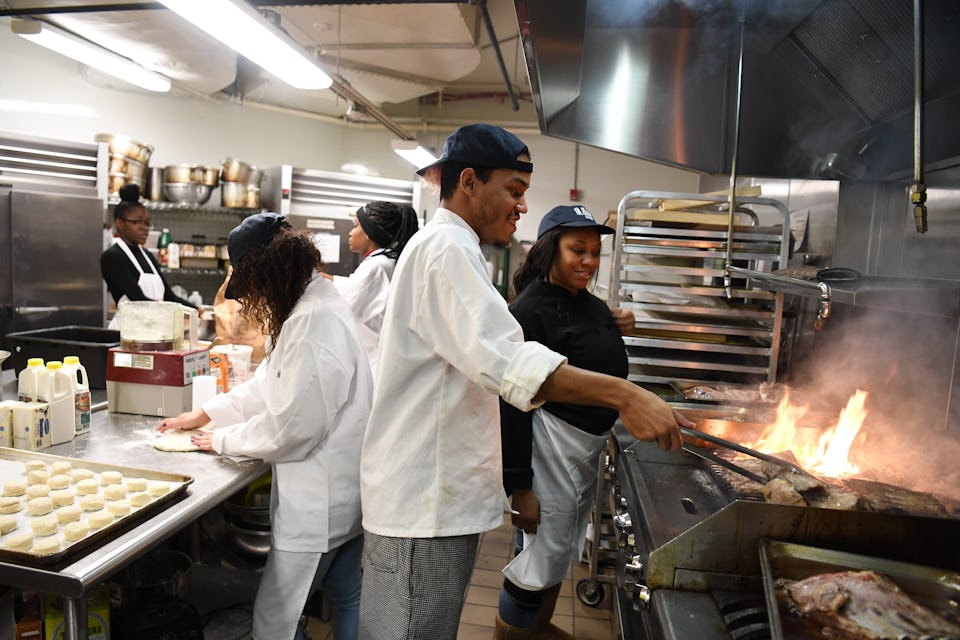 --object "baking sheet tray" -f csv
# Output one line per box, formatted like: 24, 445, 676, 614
0, 447, 192, 565
759, 539, 960, 640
